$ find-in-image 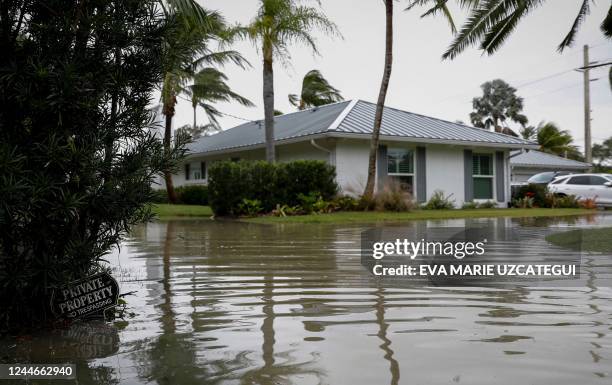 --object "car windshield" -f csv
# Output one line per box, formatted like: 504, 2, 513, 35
527, 172, 555, 184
